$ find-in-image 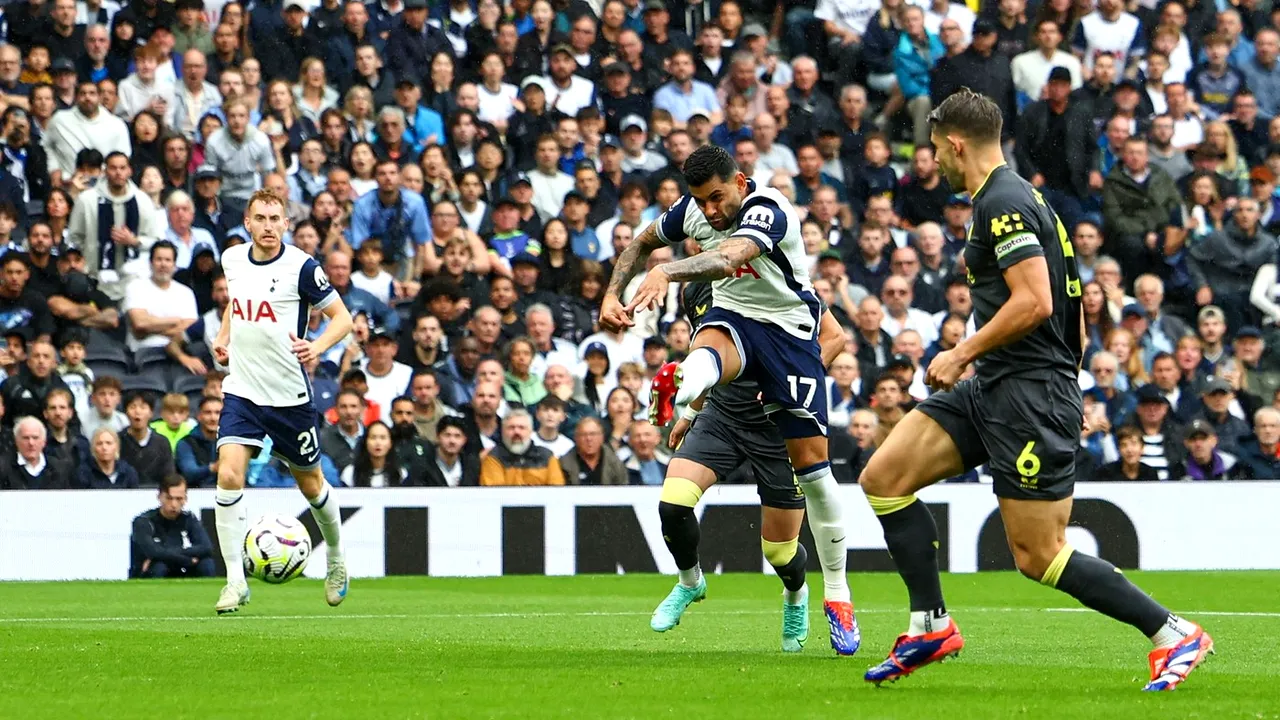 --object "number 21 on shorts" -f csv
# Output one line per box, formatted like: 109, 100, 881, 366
787, 374, 817, 408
